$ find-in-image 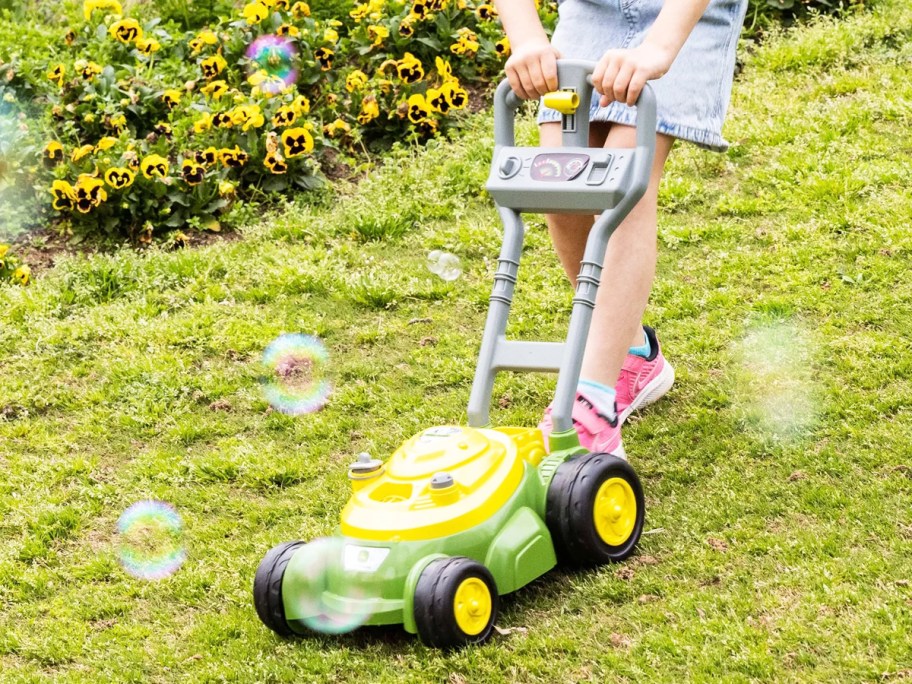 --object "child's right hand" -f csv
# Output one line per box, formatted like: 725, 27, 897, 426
504, 39, 562, 100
